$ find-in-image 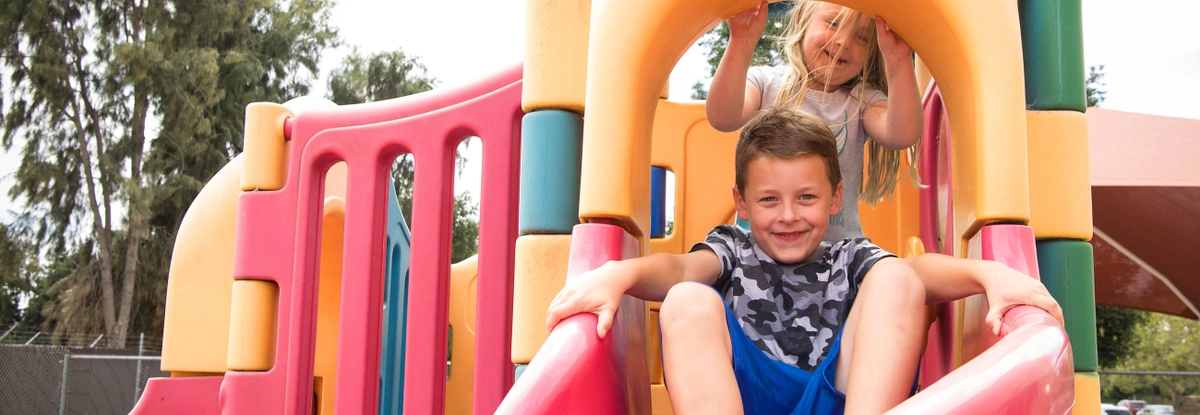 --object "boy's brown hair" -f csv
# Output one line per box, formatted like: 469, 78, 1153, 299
735, 107, 842, 194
